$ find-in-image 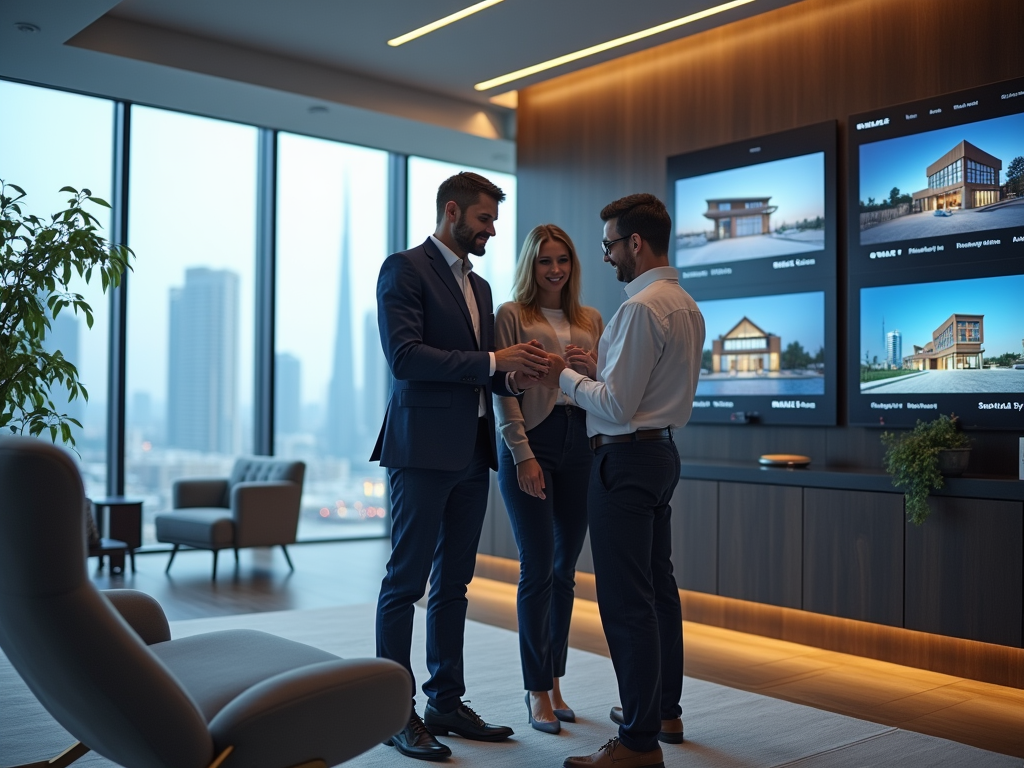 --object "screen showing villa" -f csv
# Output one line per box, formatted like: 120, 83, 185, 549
674, 152, 825, 269
668, 122, 837, 426
689, 290, 835, 426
